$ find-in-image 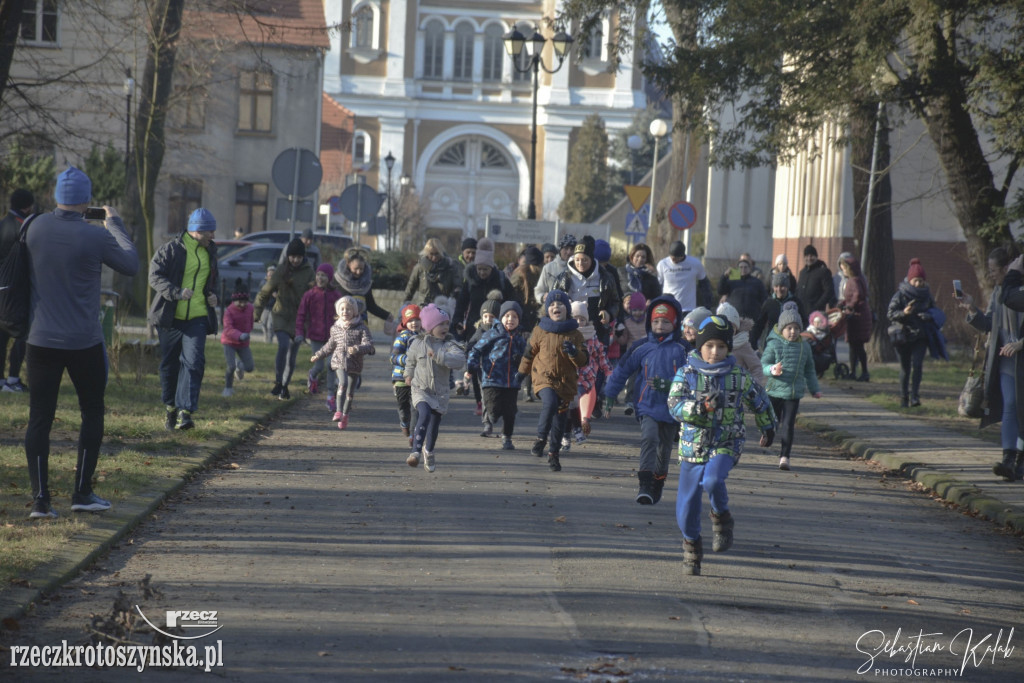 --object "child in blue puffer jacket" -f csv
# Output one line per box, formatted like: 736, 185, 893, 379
467, 301, 528, 450
759, 303, 821, 471
390, 304, 422, 444
603, 295, 691, 505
